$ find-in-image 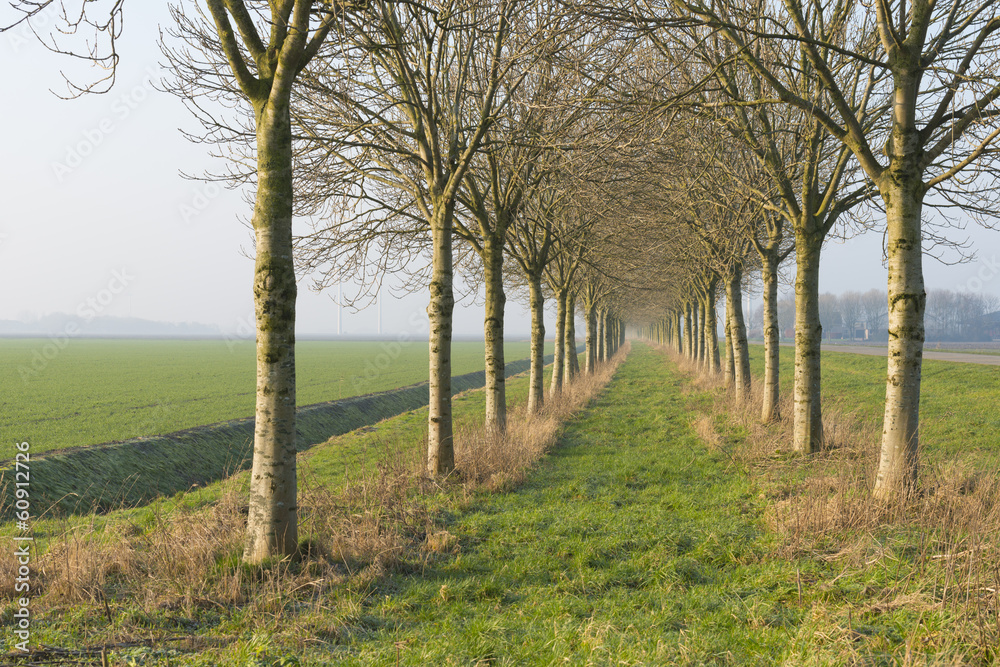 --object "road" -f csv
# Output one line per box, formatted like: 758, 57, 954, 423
772, 342, 1000, 366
